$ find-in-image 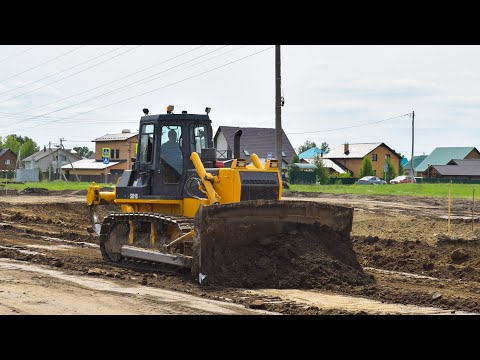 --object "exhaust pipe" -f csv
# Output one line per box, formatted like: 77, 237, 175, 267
234, 130, 242, 158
